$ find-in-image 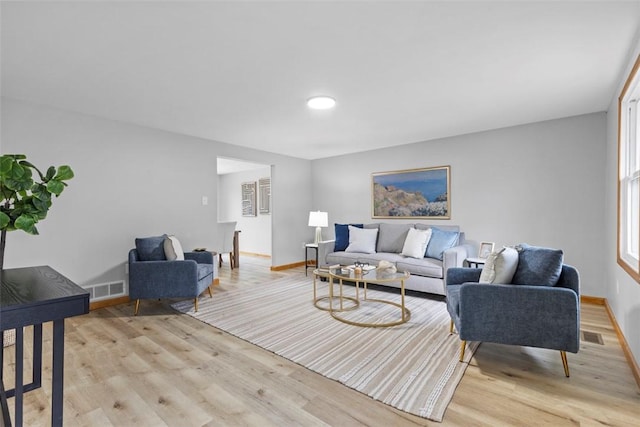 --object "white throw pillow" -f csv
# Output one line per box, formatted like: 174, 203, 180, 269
345, 226, 378, 254
479, 246, 519, 284
164, 235, 185, 261
401, 227, 432, 259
